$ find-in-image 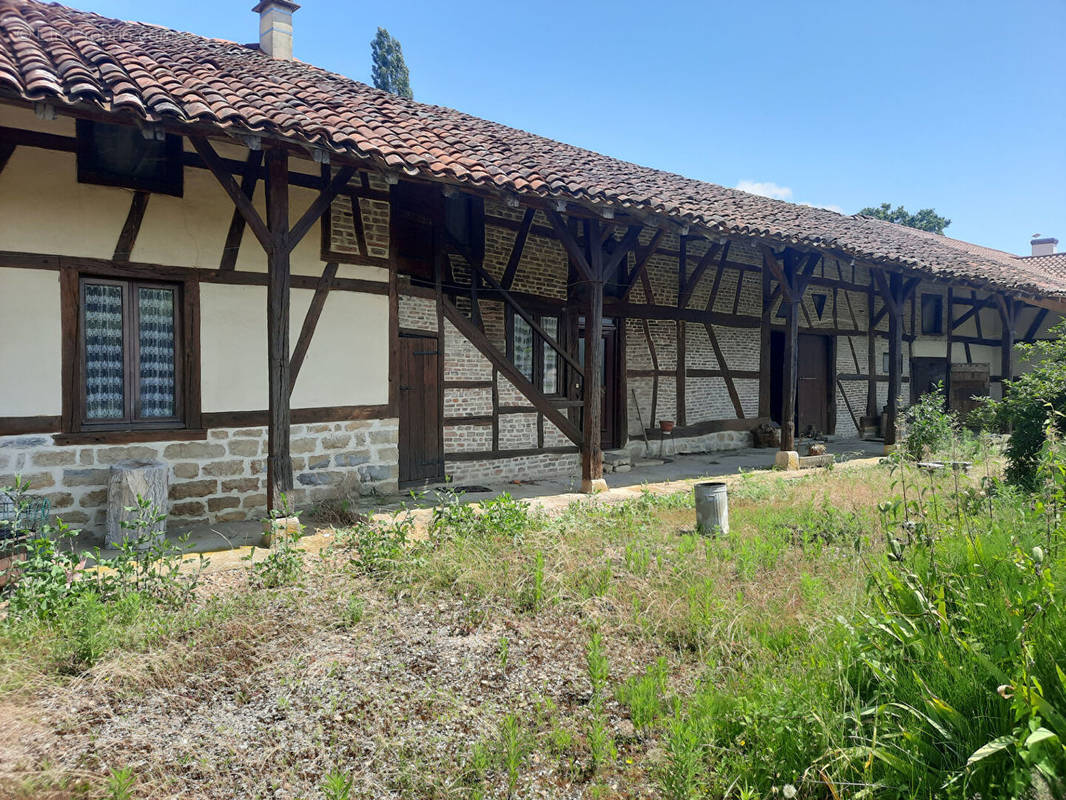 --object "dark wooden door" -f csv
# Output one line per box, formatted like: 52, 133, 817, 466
911, 357, 947, 404
796, 334, 830, 436
398, 334, 443, 485
579, 319, 621, 450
